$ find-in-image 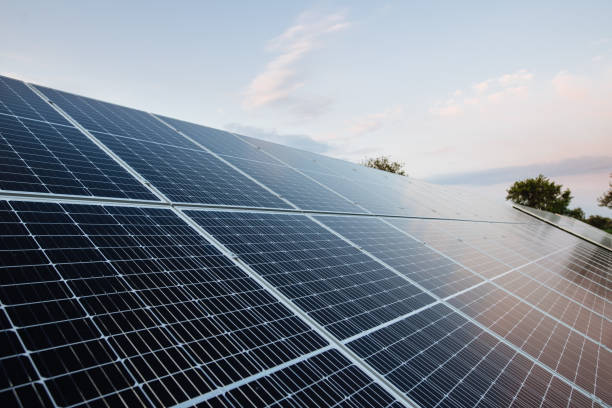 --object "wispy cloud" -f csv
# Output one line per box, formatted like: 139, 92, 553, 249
242, 11, 350, 113
348, 105, 404, 135
430, 69, 534, 117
